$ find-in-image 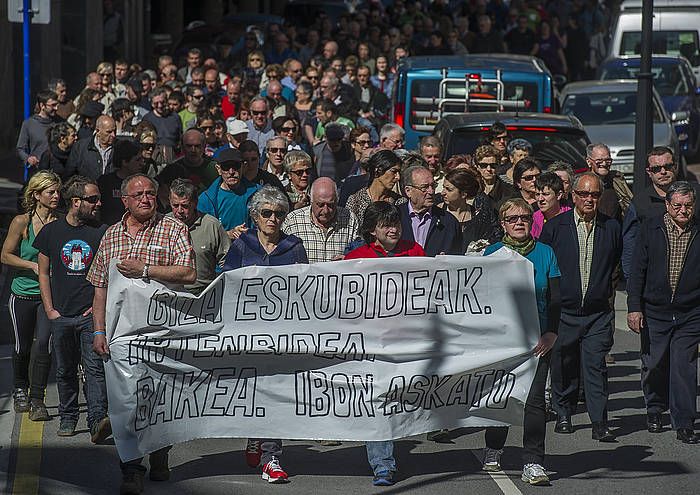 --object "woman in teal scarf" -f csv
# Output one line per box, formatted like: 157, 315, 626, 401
481, 198, 561, 486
